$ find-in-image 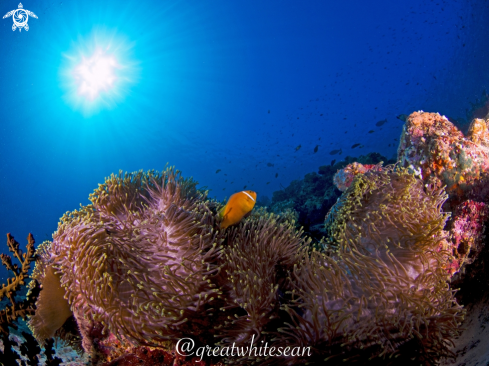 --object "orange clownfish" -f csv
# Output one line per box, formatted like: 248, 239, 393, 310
219, 190, 257, 229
